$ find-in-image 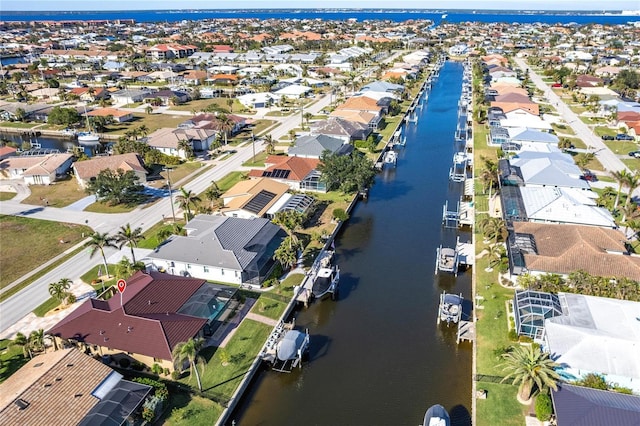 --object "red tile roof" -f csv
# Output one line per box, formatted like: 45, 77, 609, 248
48, 271, 209, 361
